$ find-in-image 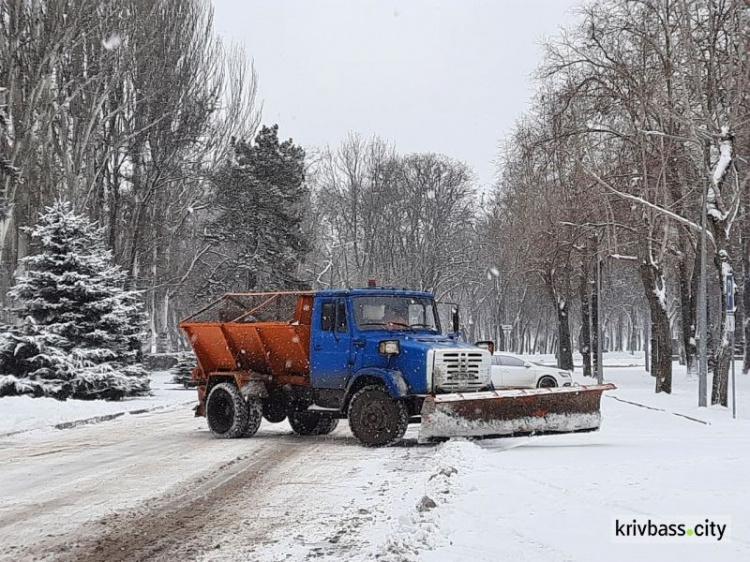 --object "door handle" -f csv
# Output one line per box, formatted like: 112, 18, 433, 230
314, 344, 323, 350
